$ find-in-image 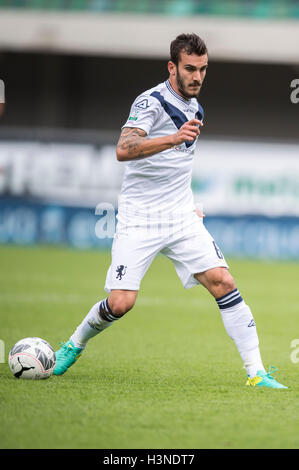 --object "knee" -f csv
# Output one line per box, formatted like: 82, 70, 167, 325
209, 269, 236, 298
108, 294, 136, 317
216, 274, 235, 292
